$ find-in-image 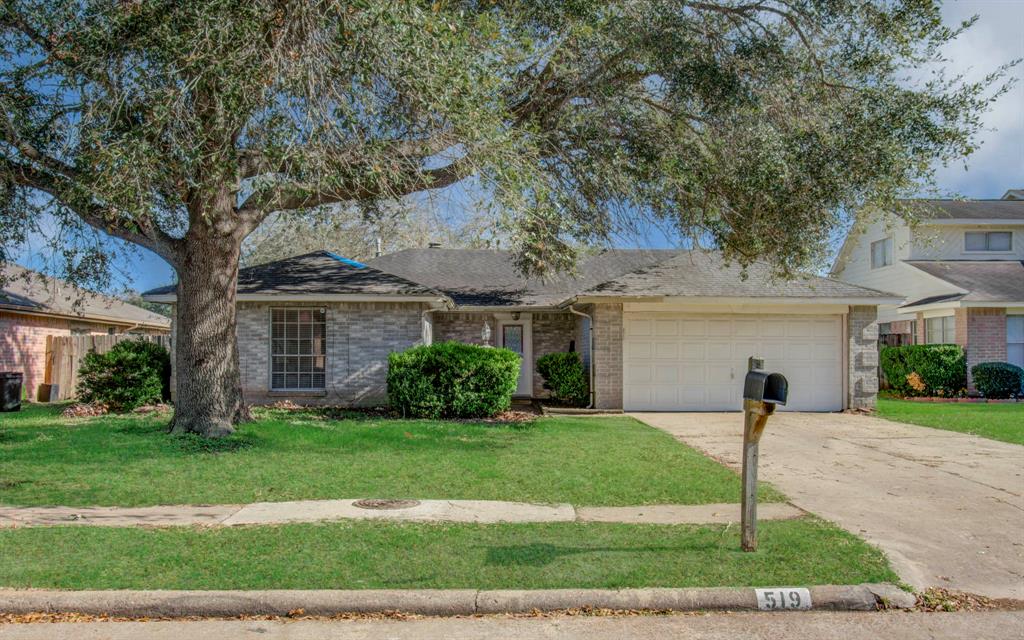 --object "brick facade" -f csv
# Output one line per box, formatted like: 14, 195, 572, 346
0, 310, 145, 401
963, 308, 1007, 391
591, 303, 624, 410
236, 301, 426, 406
847, 305, 879, 410
433, 310, 582, 399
